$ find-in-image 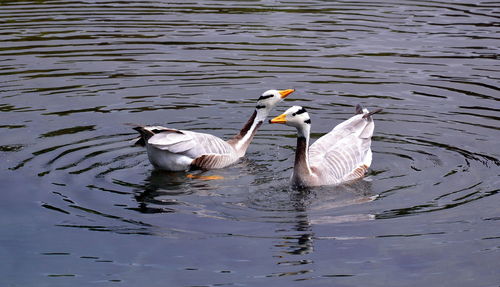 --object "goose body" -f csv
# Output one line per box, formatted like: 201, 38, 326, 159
132, 89, 294, 171
270, 105, 381, 187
